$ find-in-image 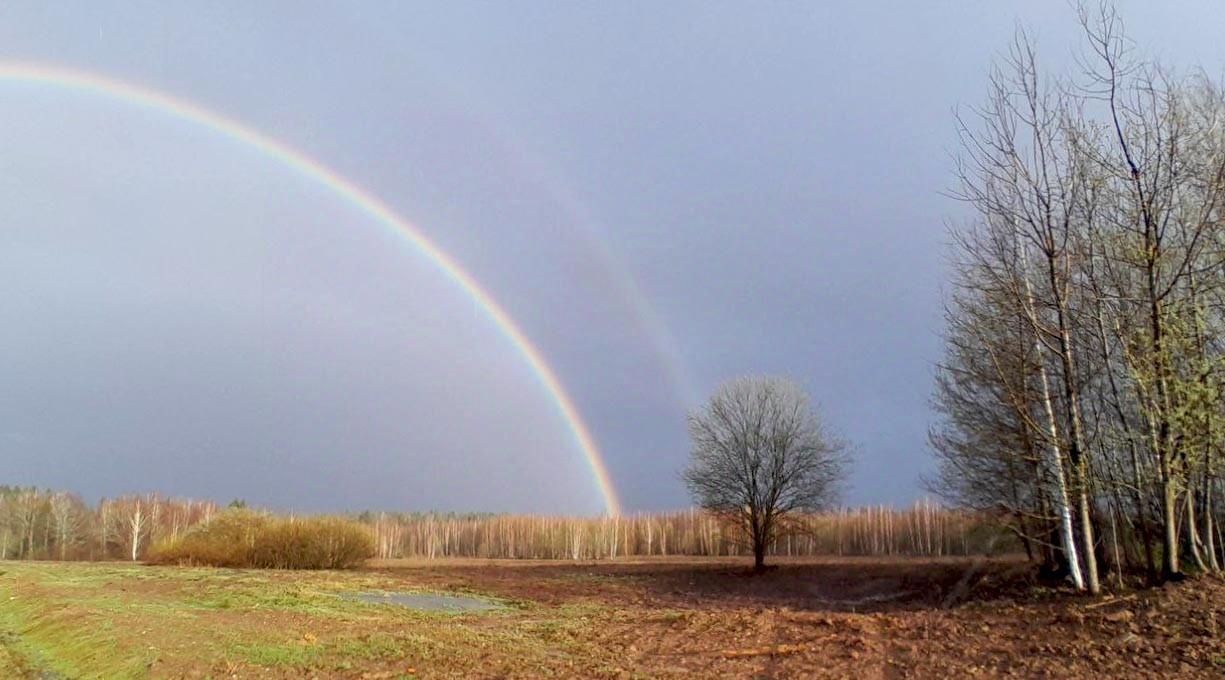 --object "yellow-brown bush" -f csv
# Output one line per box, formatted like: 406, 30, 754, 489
249, 517, 376, 569
148, 510, 374, 569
